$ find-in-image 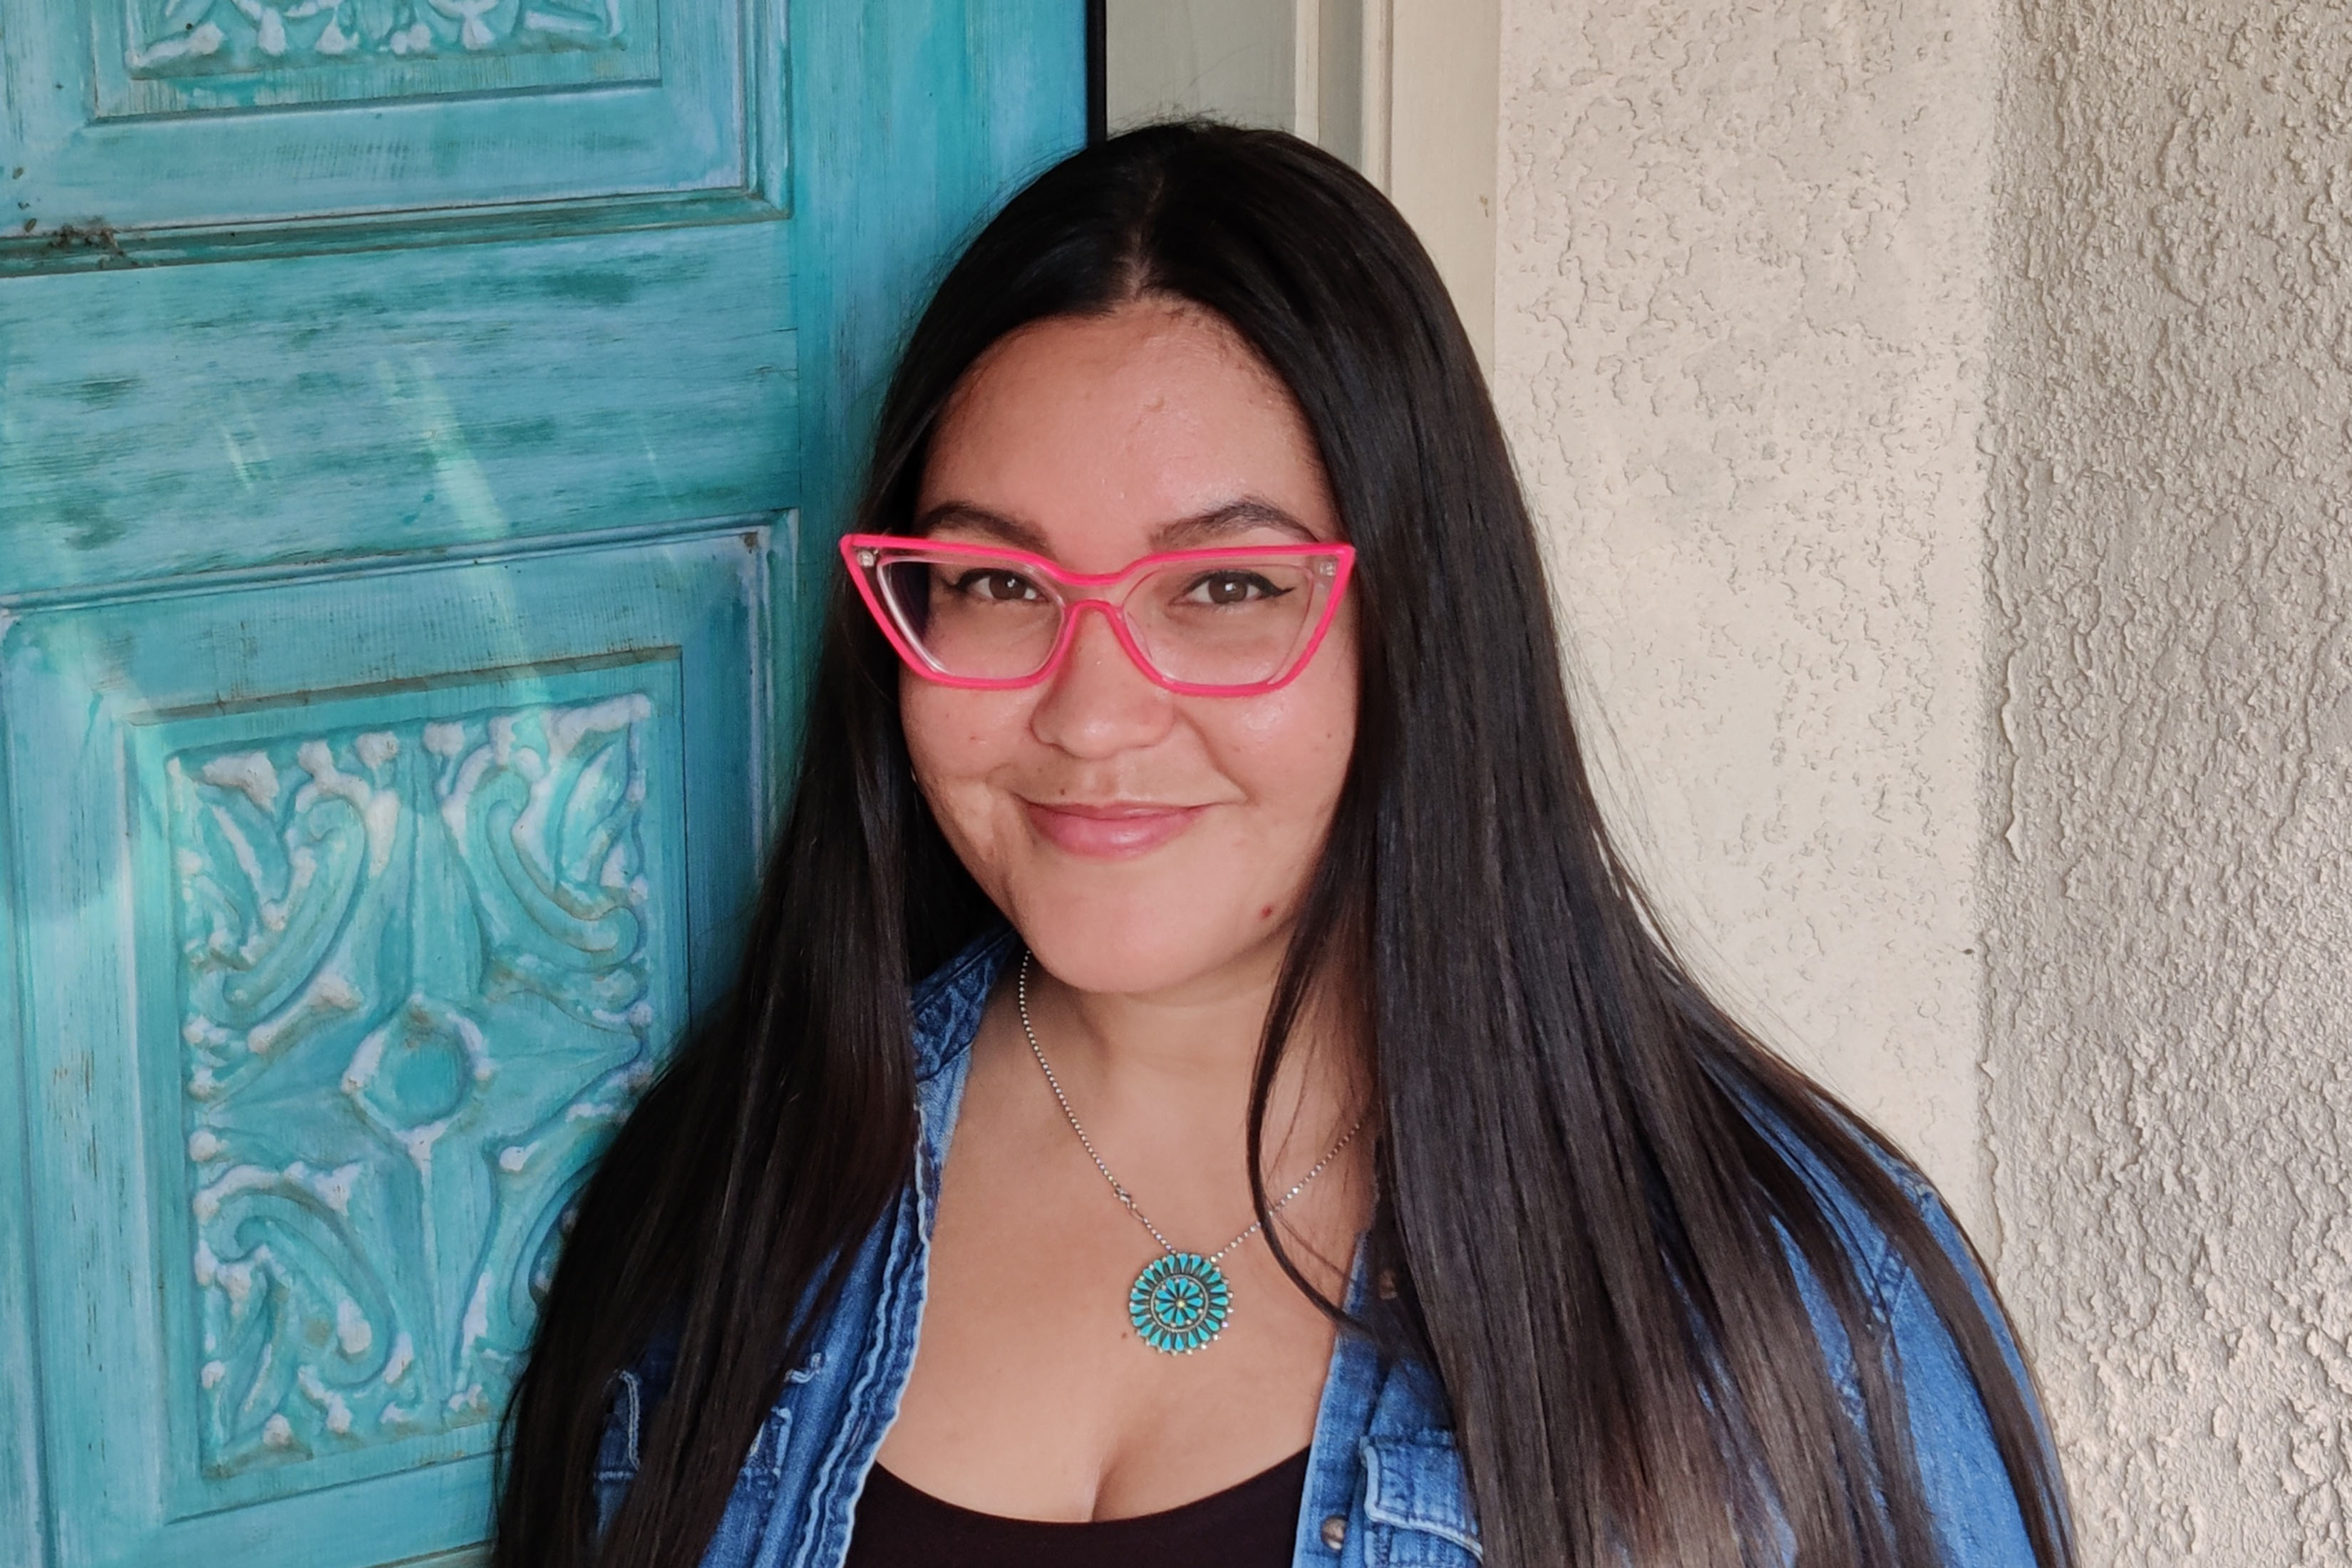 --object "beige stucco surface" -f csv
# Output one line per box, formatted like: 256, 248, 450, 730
1497, 0, 2352, 1559
1492, 0, 1999, 1237
1986, 3, 2352, 1559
